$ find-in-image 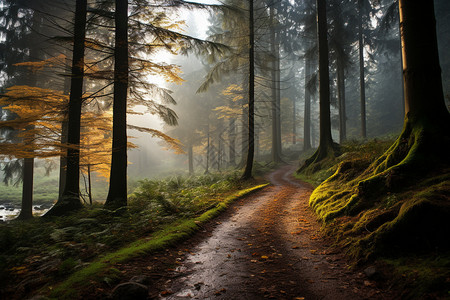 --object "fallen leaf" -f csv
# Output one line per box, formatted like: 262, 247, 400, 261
160, 290, 172, 296
214, 288, 226, 295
